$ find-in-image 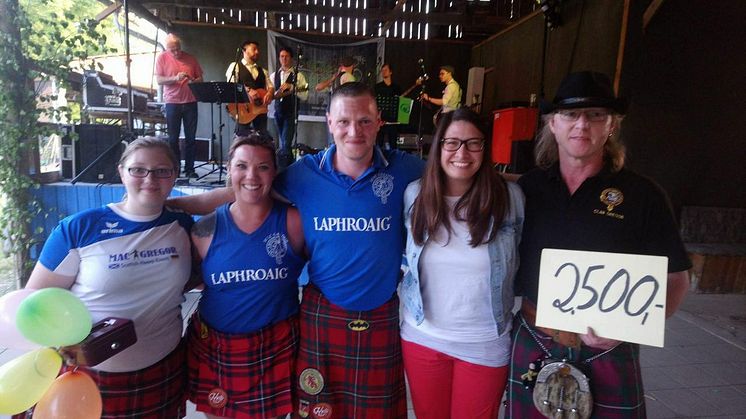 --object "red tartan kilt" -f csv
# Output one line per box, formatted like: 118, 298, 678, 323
13, 341, 187, 419
507, 315, 646, 419
296, 285, 407, 419
187, 313, 298, 419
